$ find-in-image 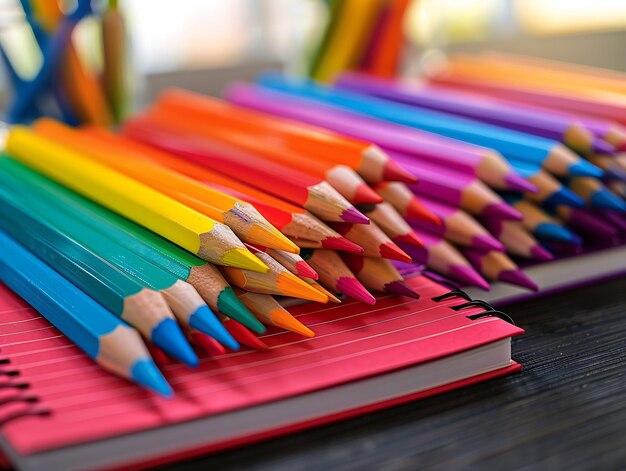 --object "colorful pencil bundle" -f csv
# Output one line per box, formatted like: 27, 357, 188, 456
1, 0, 127, 125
